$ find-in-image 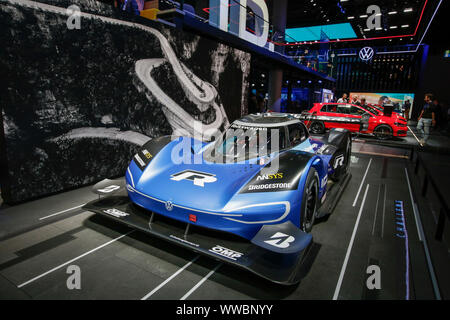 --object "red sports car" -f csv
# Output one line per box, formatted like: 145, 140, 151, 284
301, 103, 408, 140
